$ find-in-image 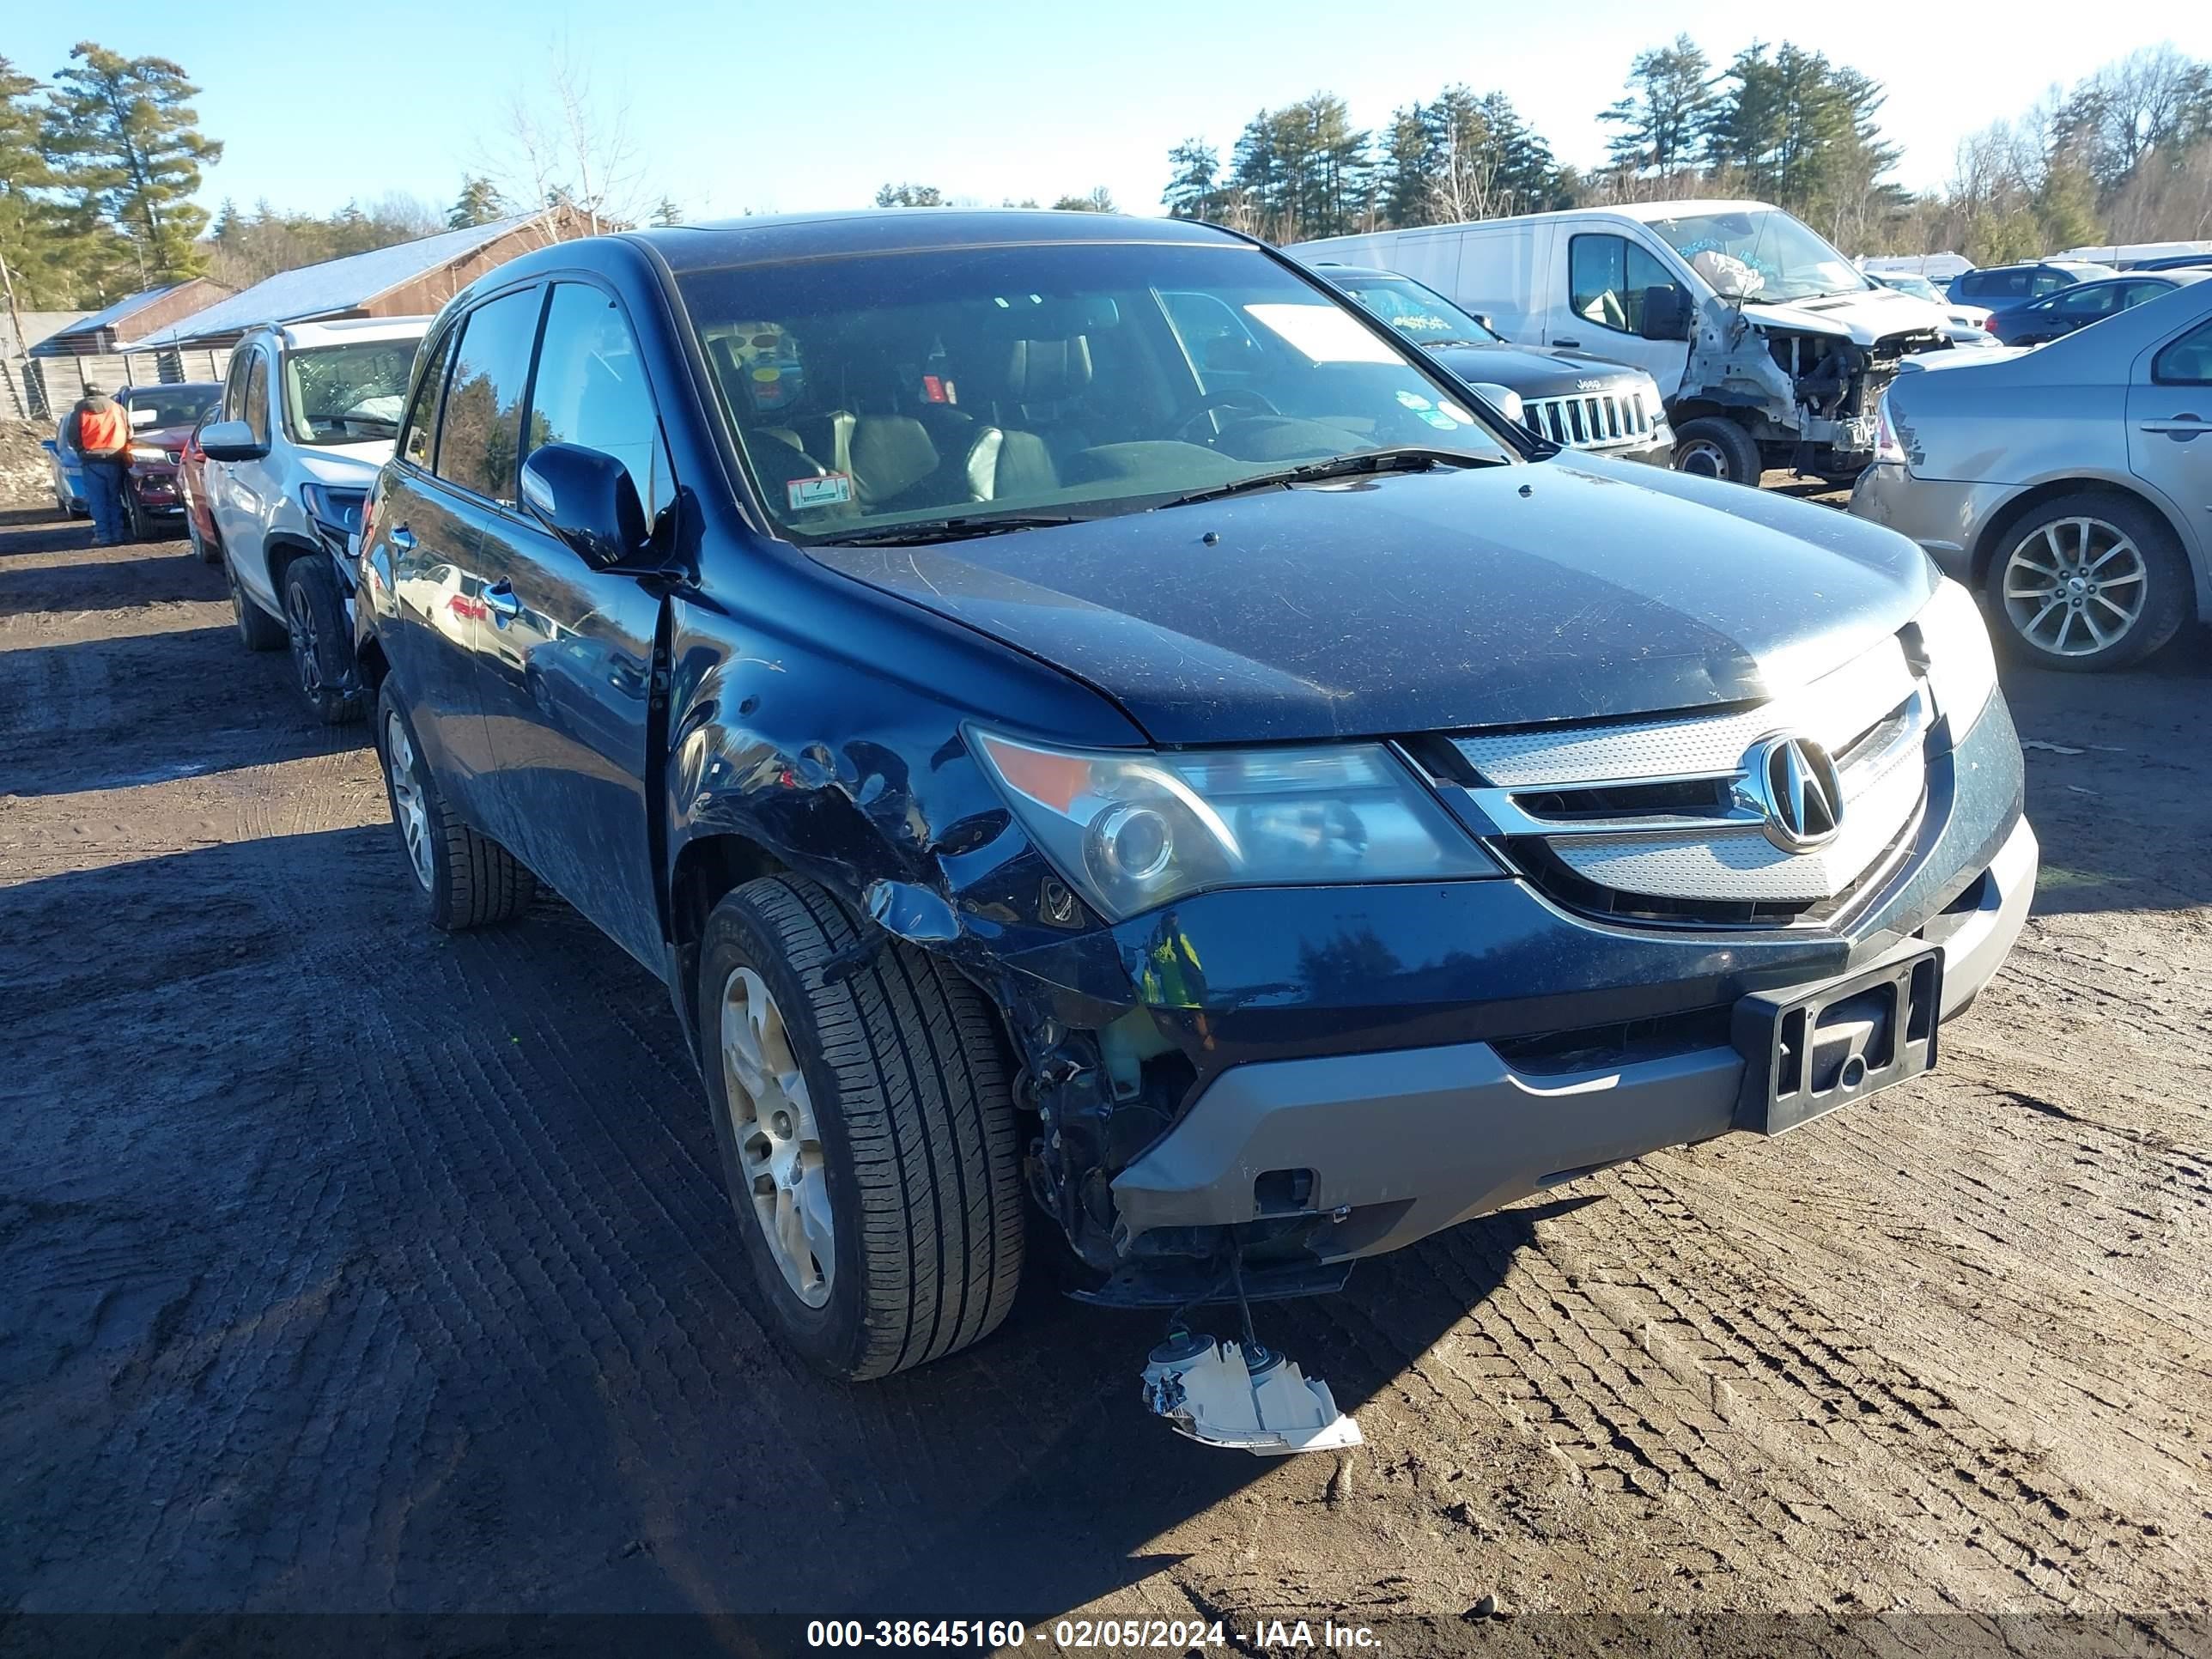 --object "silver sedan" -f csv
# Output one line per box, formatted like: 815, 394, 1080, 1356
1851, 276, 2212, 672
